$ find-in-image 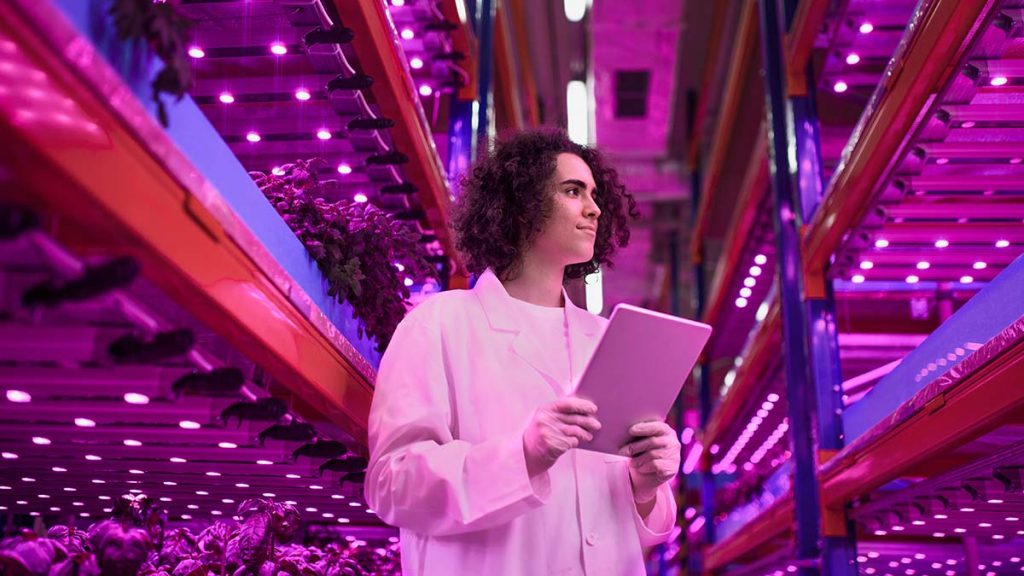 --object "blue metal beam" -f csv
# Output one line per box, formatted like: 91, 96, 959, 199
782, 0, 859, 572
475, 0, 495, 148
758, 1, 821, 574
